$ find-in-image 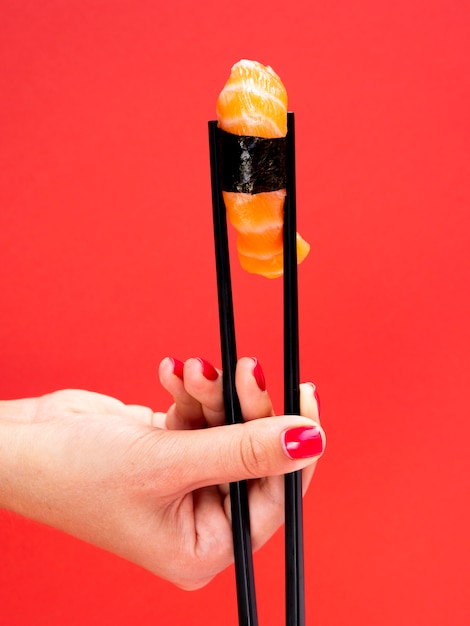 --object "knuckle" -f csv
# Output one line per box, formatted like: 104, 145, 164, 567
239, 431, 269, 478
